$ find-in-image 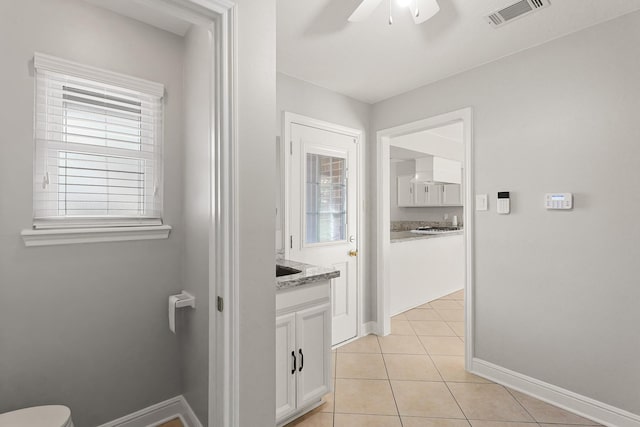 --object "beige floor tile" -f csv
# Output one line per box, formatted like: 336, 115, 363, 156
336, 352, 388, 379
334, 413, 402, 427
440, 289, 464, 300
334, 378, 398, 415
337, 334, 381, 353
447, 322, 465, 337
430, 356, 490, 383
410, 320, 457, 336
539, 424, 602, 427
405, 308, 443, 321
509, 390, 600, 425
419, 336, 465, 356
331, 351, 336, 378
436, 309, 465, 322
378, 334, 426, 354
452, 290, 465, 299
391, 380, 466, 418
284, 411, 333, 427
383, 354, 442, 381
469, 422, 538, 427
430, 300, 463, 310
393, 312, 408, 320
447, 383, 534, 422
391, 318, 416, 335
318, 392, 334, 413
402, 418, 471, 427
417, 302, 434, 309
